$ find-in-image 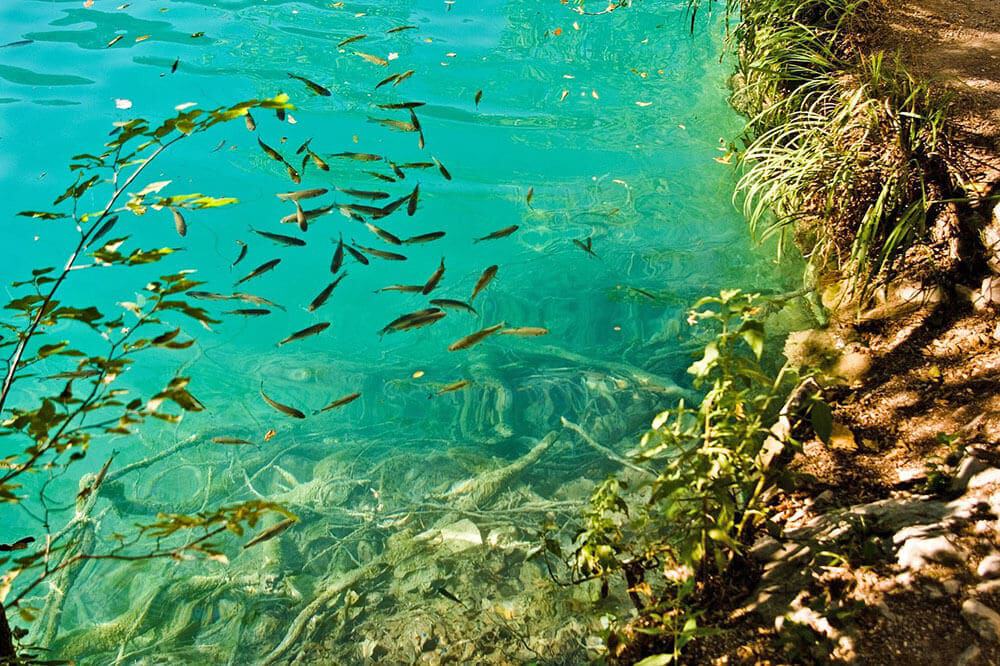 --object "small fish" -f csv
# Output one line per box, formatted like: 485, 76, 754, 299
391, 310, 446, 333
365, 170, 397, 183
434, 380, 470, 396
573, 237, 598, 258
331, 151, 384, 162
236, 258, 281, 285
171, 57, 179, 73
375, 73, 400, 89
375, 284, 425, 293
352, 241, 406, 261
316, 392, 361, 412
398, 162, 435, 169
234, 293, 286, 310
339, 206, 366, 222
343, 203, 384, 217
258, 137, 285, 163
432, 157, 452, 181
260, 385, 306, 419
276, 188, 328, 202
377, 192, 410, 218
0, 536, 35, 552
429, 298, 476, 315
470, 264, 498, 301
278, 322, 330, 346
474, 90, 483, 107
345, 244, 370, 266
408, 108, 423, 133
211, 436, 255, 445
294, 201, 309, 232
308, 273, 347, 312
433, 585, 466, 605
365, 222, 403, 245
331, 235, 345, 273
225, 308, 271, 316
448, 322, 504, 351
251, 228, 306, 247
264, 429, 277, 442
232, 240, 248, 267
422, 257, 445, 295
211, 139, 226, 153
188, 291, 234, 302
280, 204, 334, 225
394, 69, 415, 86
337, 33, 367, 48
354, 51, 388, 66
107, 34, 123, 48
245, 111, 257, 132
403, 231, 445, 244
626, 285, 657, 300
306, 148, 330, 171
170, 207, 187, 237
526, 187, 534, 207
500, 326, 549, 337
369, 116, 417, 133
474, 225, 518, 243
287, 72, 332, 96
339, 187, 390, 200
377, 101, 426, 110
285, 162, 302, 185
388, 161, 406, 180
244, 517, 298, 549
380, 308, 443, 335
407, 184, 419, 216
386, 25, 417, 33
